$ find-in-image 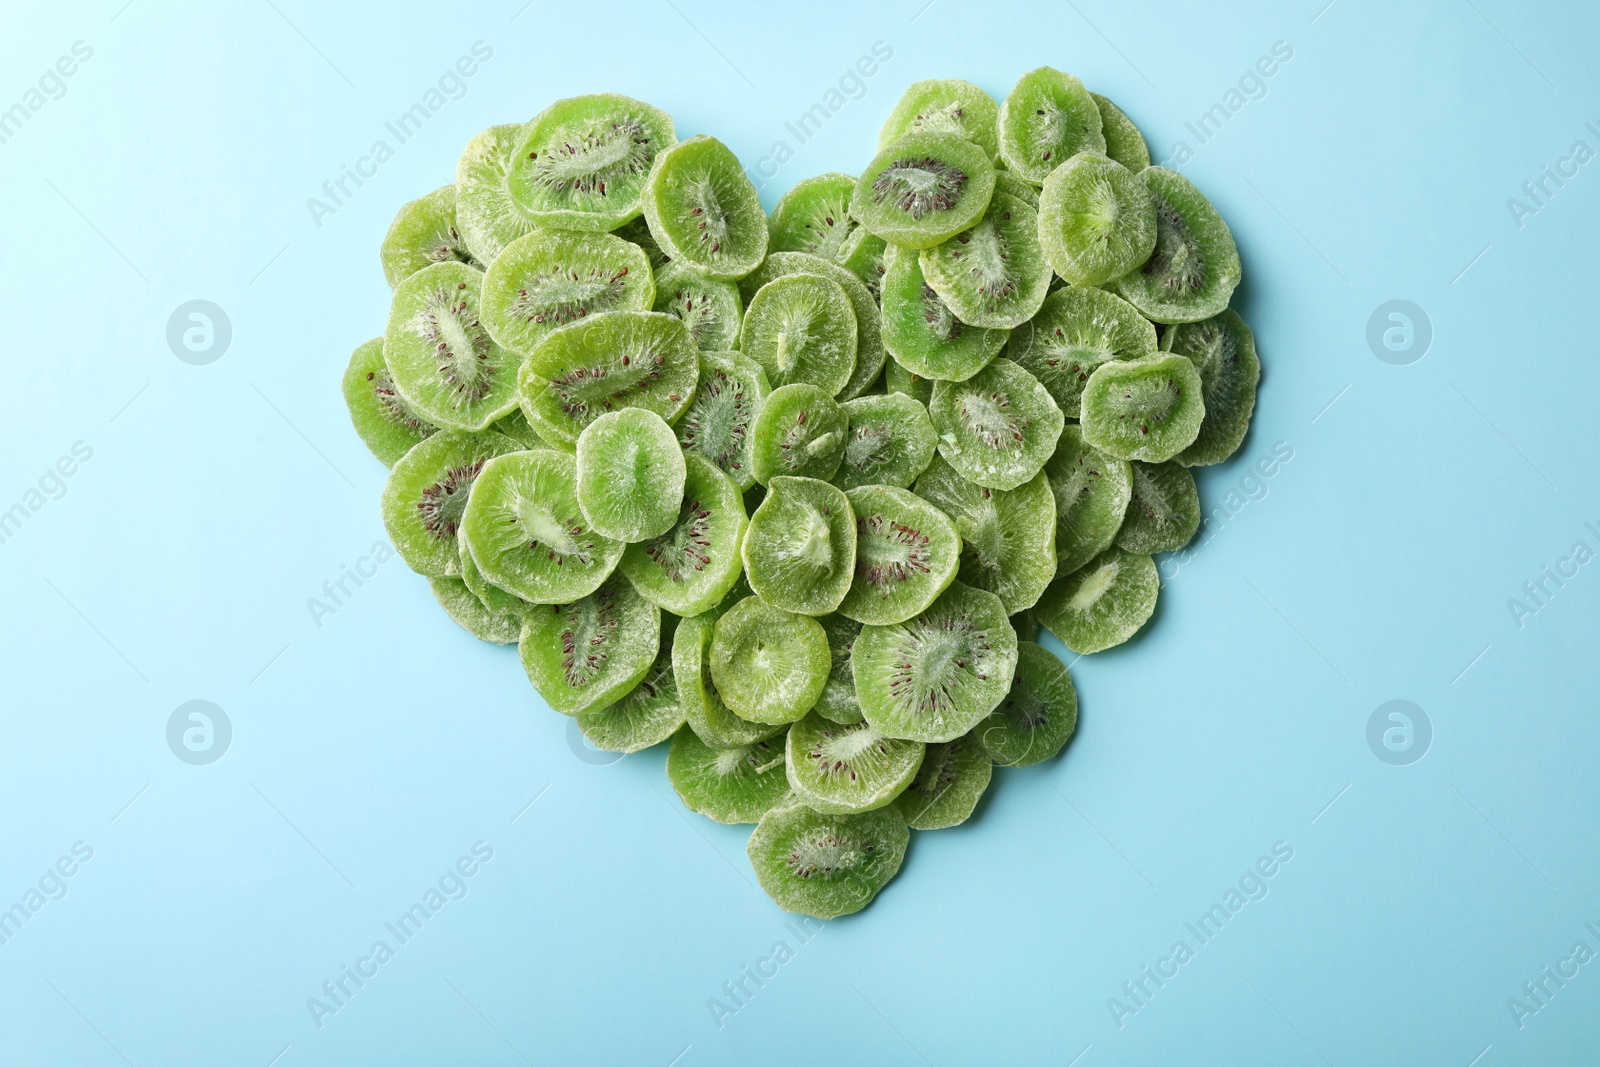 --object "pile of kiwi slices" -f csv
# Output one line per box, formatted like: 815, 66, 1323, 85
343, 71, 1260, 919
